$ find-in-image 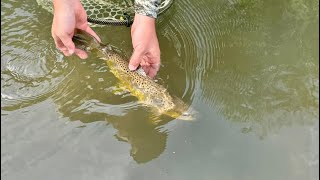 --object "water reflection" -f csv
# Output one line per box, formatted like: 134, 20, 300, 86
54, 98, 169, 164
111, 116, 168, 164
46, 58, 171, 163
